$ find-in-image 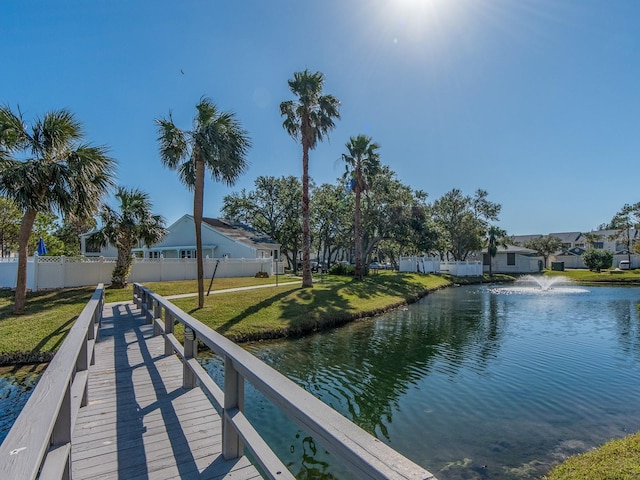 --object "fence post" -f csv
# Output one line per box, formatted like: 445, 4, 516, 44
222, 357, 244, 459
